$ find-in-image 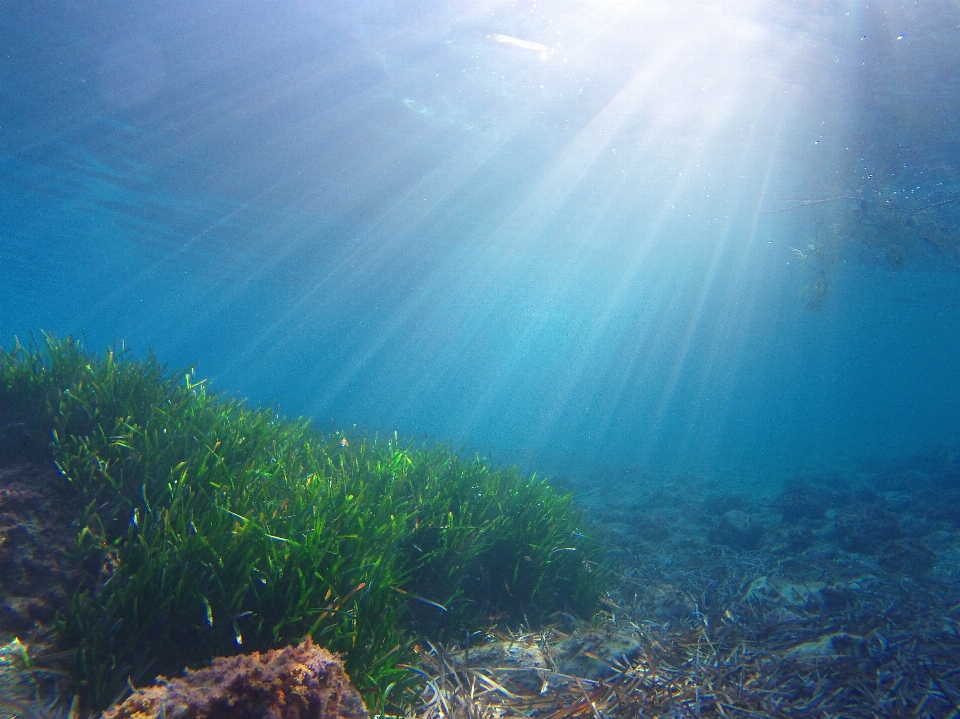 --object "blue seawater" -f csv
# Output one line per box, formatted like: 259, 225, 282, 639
2, 0, 959, 484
